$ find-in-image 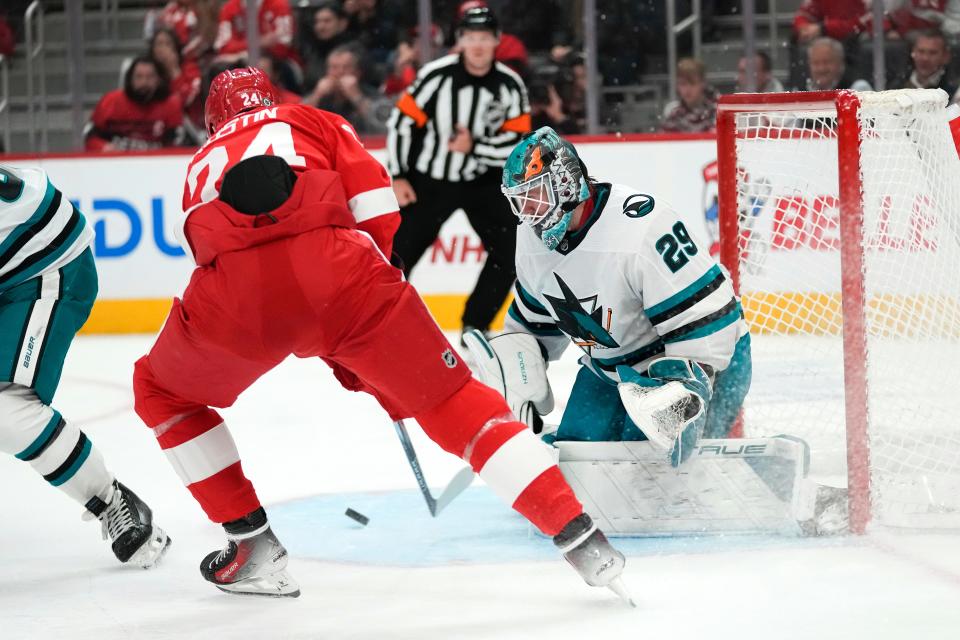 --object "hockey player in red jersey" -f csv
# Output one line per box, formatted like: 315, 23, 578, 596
132, 67, 629, 601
